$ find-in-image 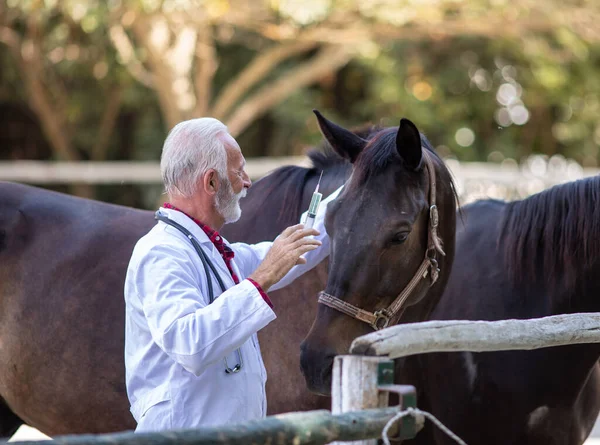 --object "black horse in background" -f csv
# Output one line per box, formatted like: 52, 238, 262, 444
408, 176, 600, 444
